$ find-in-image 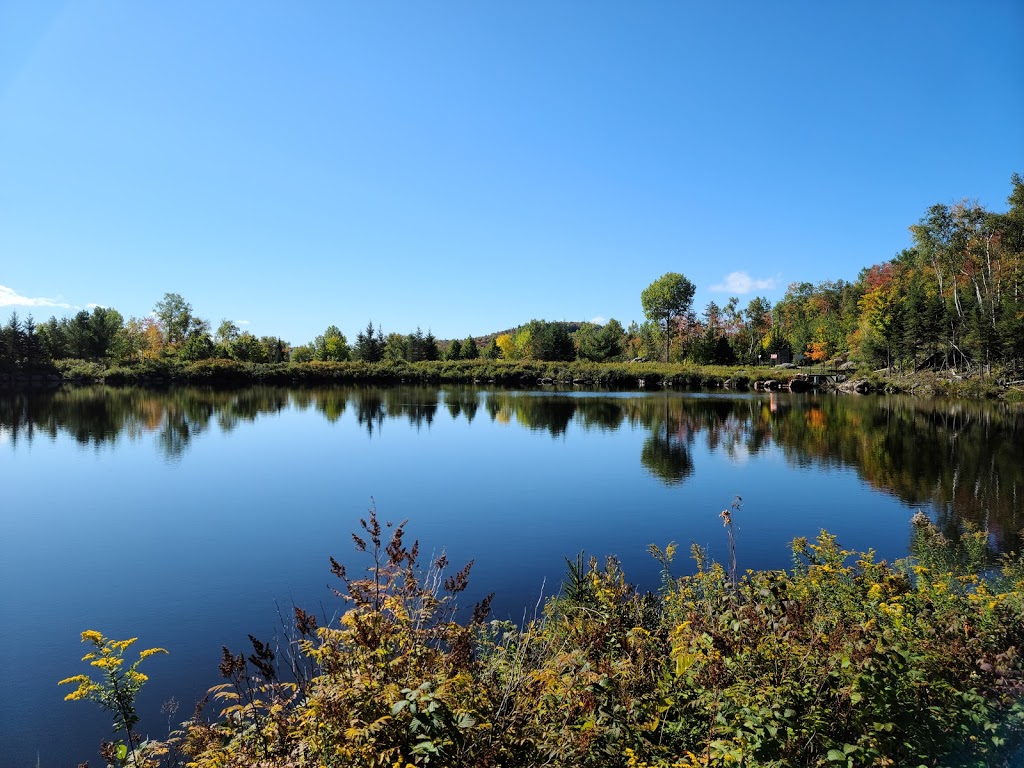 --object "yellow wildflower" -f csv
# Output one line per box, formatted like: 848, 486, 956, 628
57, 674, 91, 686
138, 647, 168, 660
58, 674, 100, 701
80, 630, 103, 644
